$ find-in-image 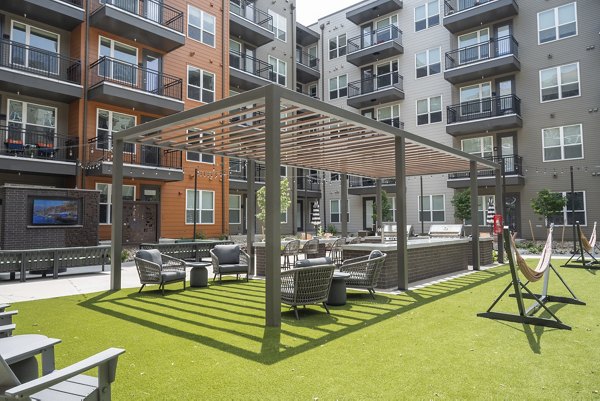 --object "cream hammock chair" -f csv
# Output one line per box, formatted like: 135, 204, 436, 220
478, 225, 585, 330
563, 222, 599, 267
